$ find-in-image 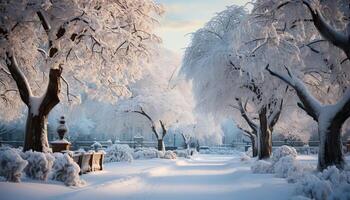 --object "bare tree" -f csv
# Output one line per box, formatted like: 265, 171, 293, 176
127, 107, 167, 151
